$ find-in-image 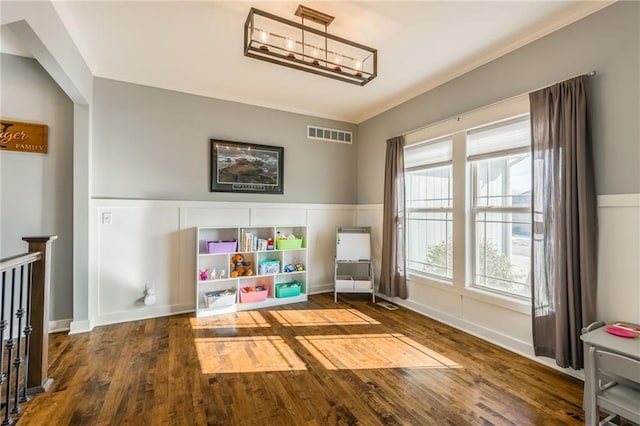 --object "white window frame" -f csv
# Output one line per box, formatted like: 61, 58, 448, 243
405, 159, 454, 280
403, 94, 531, 304
469, 147, 531, 299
